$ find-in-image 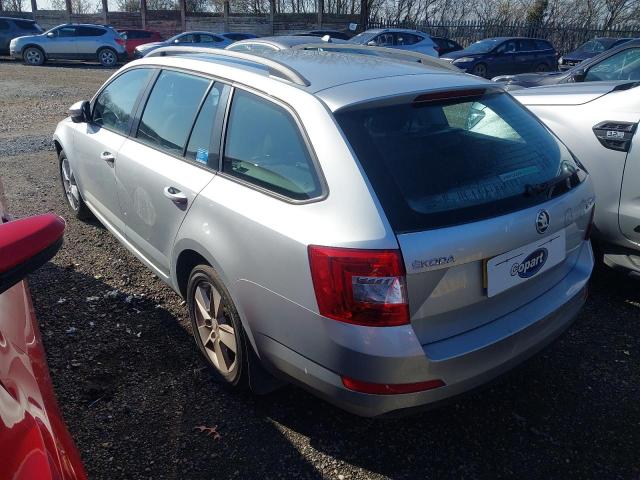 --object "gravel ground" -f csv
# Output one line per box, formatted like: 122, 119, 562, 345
1, 59, 639, 480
